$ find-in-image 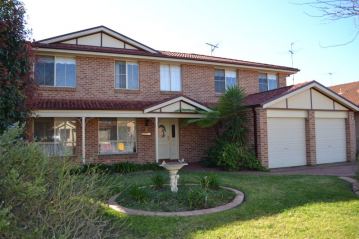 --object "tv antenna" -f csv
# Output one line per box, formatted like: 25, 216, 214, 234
206, 43, 219, 56
288, 42, 296, 85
